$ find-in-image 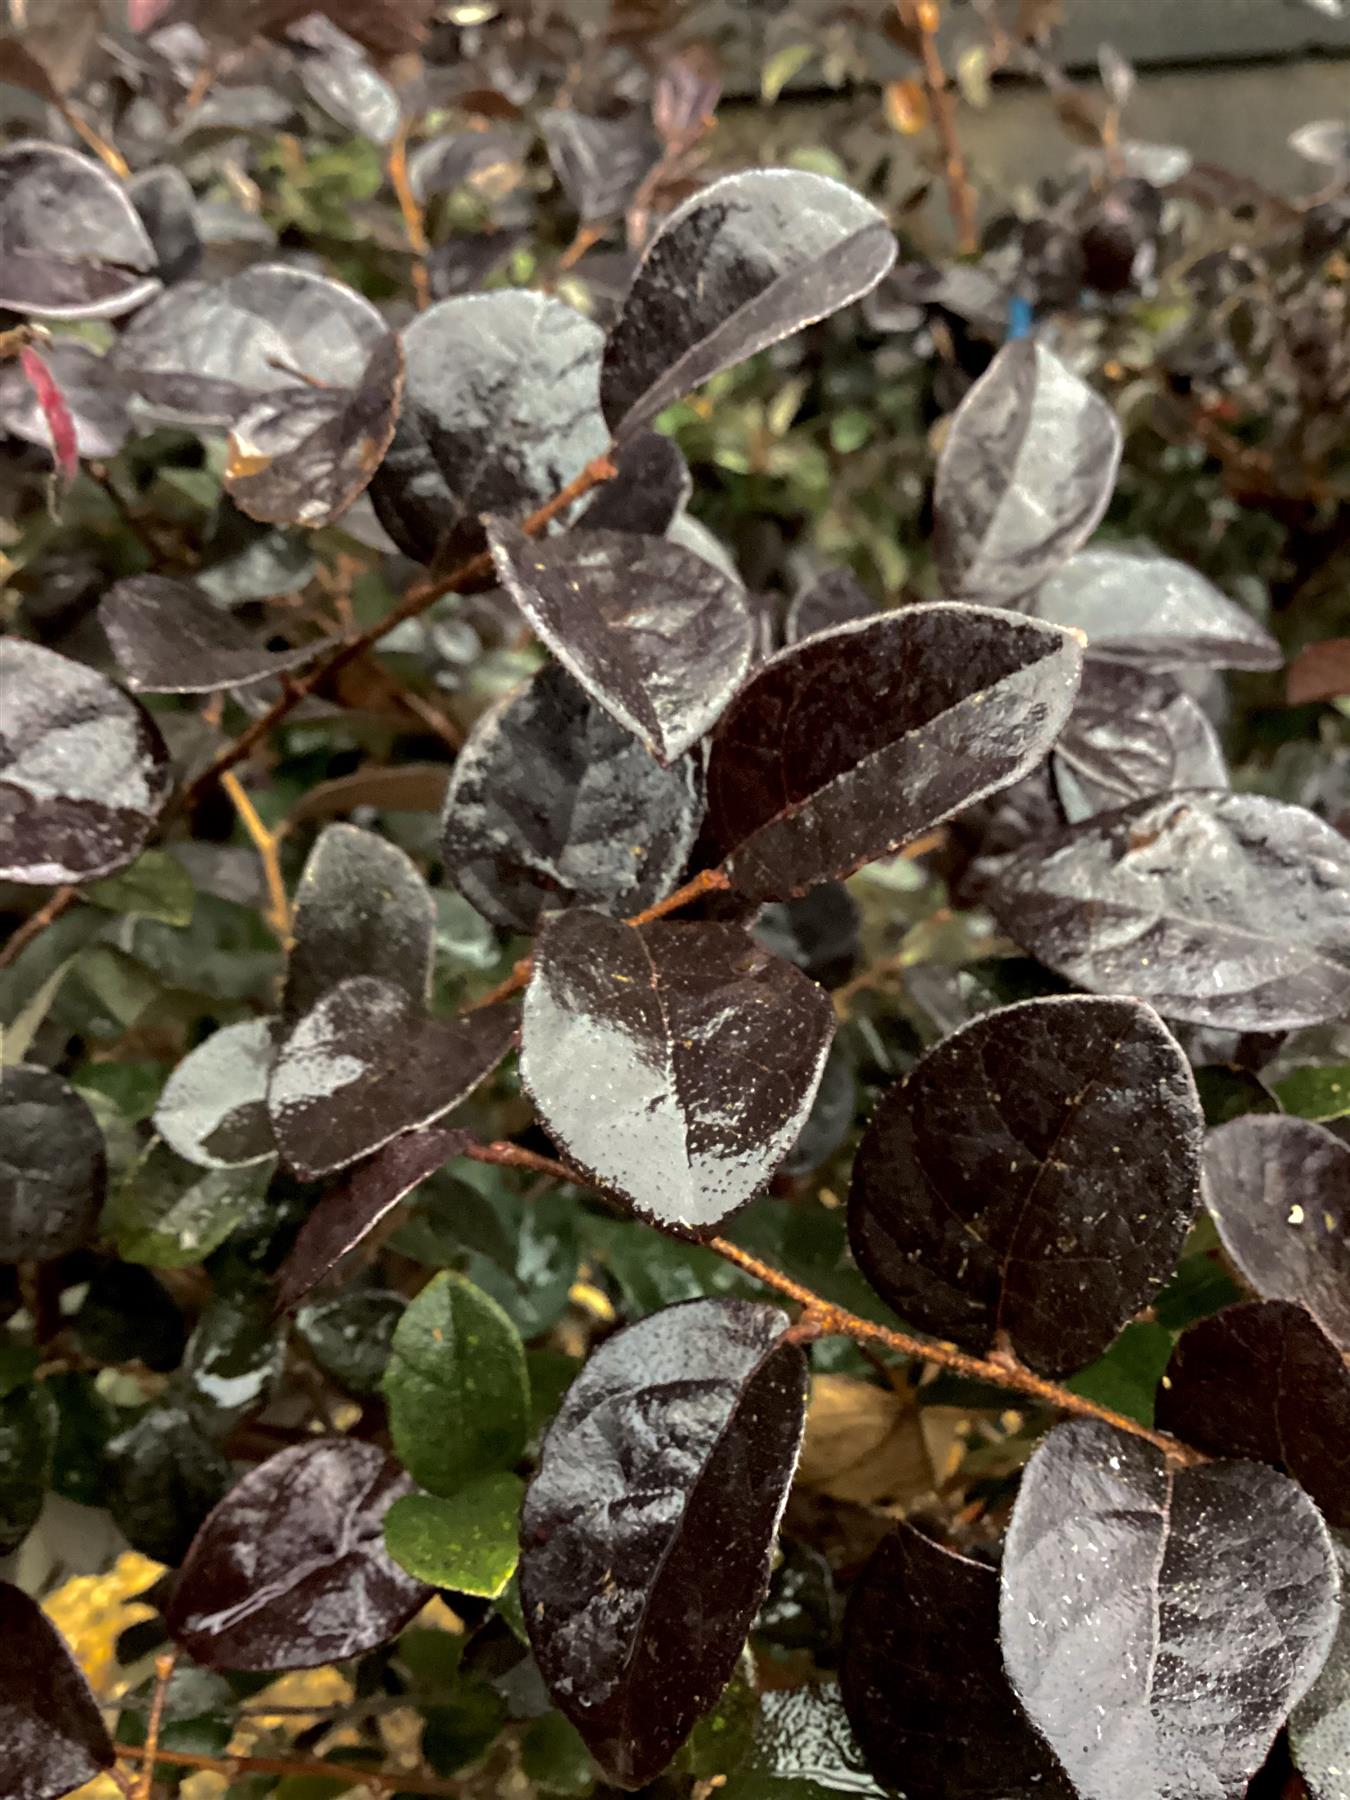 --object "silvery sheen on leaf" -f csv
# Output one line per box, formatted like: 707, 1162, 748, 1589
1051, 659, 1228, 820
0, 1066, 106, 1263
153, 1017, 278, 1170
0, 1582, 115, 1800
102, 574, 338, 694
0, 141, 159, 319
